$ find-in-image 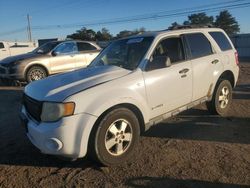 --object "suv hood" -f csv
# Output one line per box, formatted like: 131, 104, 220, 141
25, 65, 131, 101
0, 52, 43, 65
